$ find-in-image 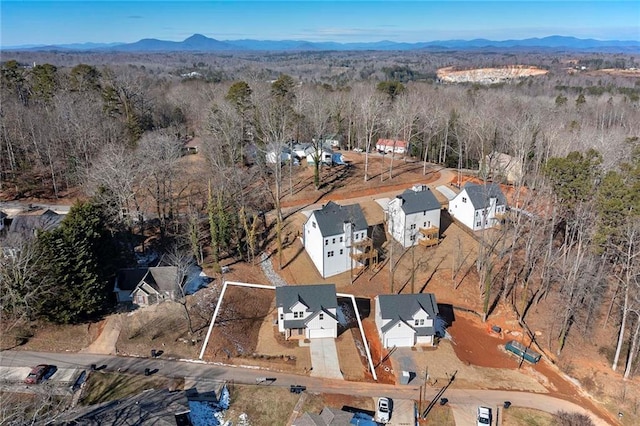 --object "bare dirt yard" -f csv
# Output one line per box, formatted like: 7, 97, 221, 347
8, 151, 638, 425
